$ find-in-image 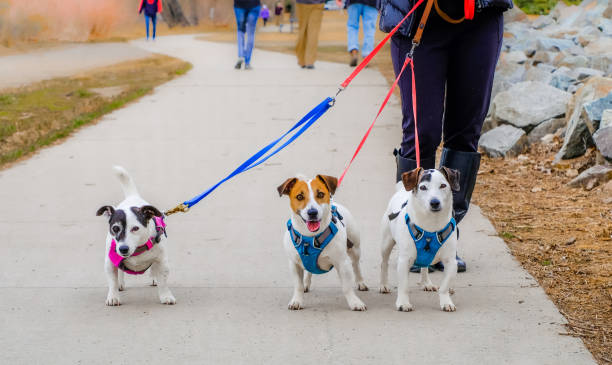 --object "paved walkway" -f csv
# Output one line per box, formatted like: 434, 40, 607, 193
0, 42, 151, 90
0, 35, 595, 364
